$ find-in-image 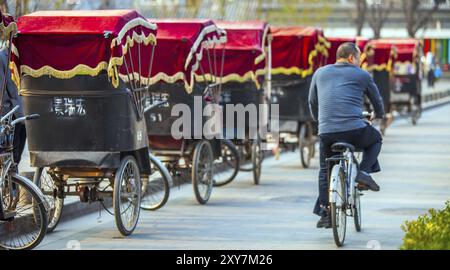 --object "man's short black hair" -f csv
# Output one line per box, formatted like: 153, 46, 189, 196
336, 42, 360, 59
